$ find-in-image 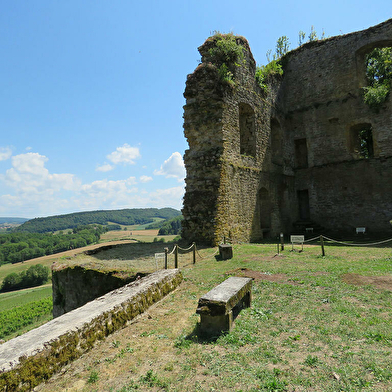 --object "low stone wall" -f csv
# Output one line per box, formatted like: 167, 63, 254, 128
52, 265, 147, 318
0, 269, 182, 392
